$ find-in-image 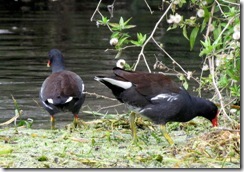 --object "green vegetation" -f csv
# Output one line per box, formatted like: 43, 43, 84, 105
0, 114, 240, 168
0, 0, 240, 168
